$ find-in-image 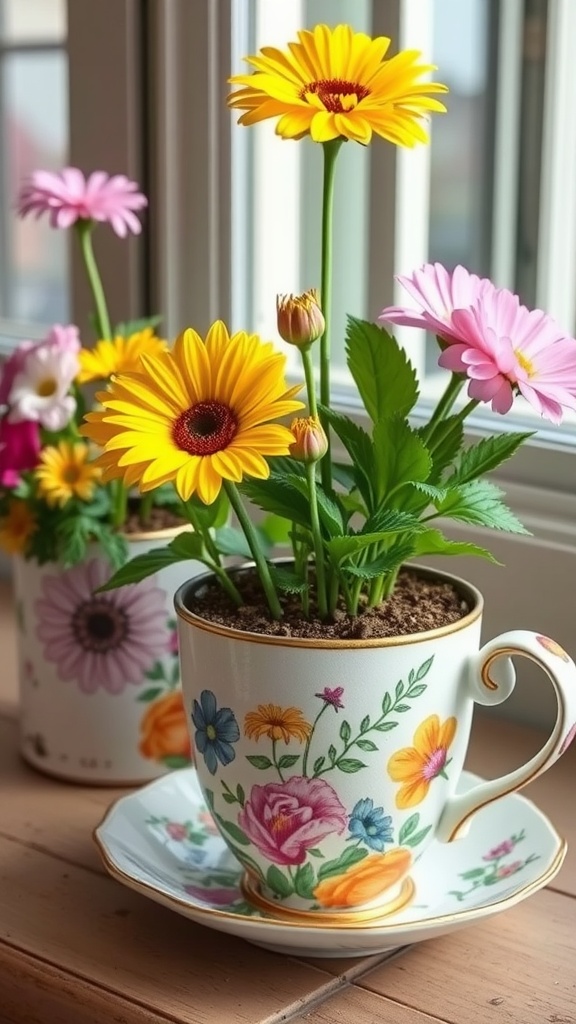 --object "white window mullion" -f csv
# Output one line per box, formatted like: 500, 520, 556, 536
536, 0, 576, 331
